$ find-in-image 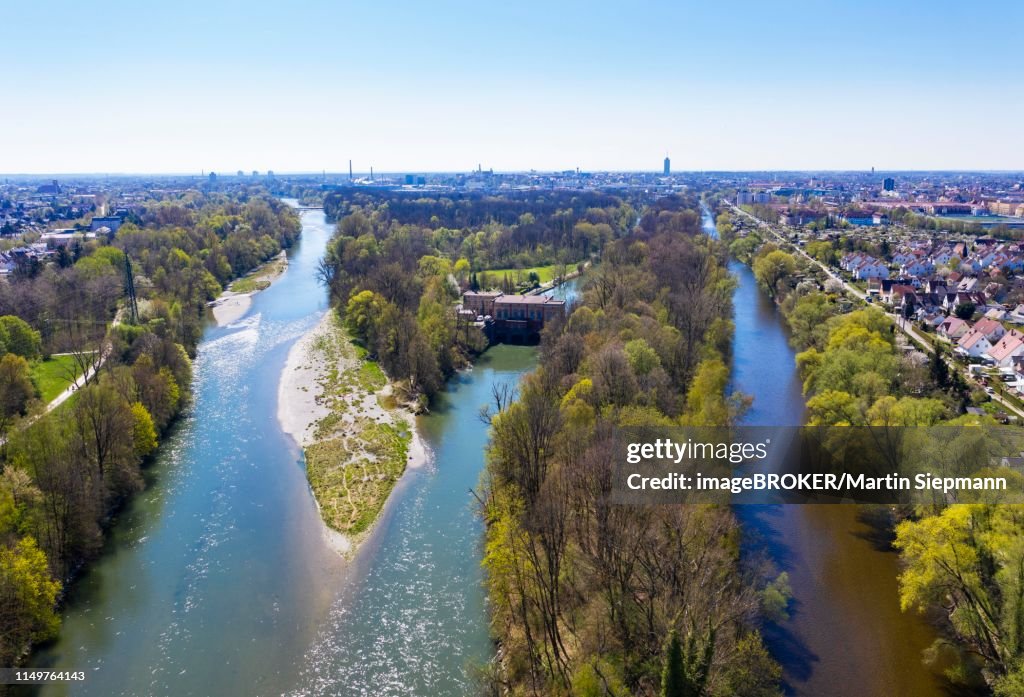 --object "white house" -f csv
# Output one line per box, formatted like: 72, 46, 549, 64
957, 329, 992, 358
